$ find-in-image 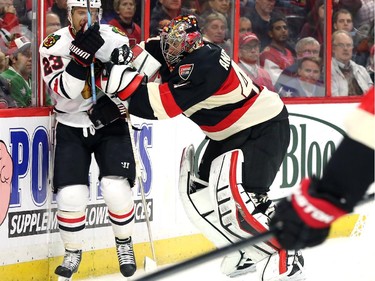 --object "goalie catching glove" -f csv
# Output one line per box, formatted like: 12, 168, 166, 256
70, 22, 104, 67
270, 178, 347, 250
96, 61, 146, 101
